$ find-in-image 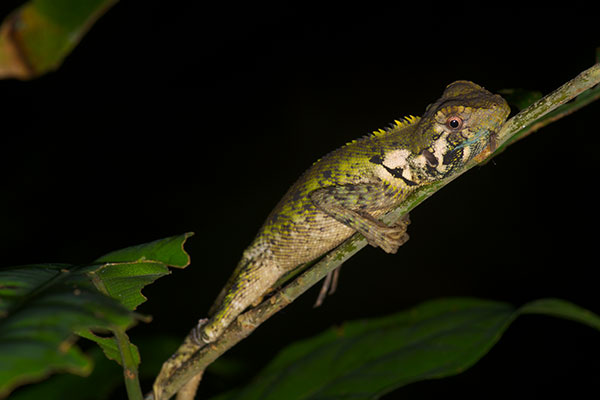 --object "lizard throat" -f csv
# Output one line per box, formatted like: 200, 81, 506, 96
430, 127, 497, 175
454, 128, 492, 152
